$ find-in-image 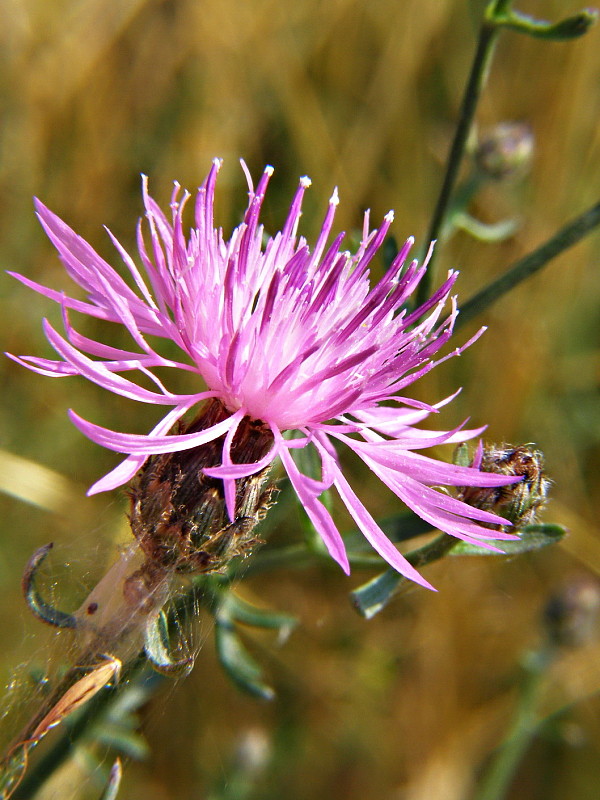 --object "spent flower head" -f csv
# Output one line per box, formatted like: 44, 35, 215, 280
8, 159, 520, 589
